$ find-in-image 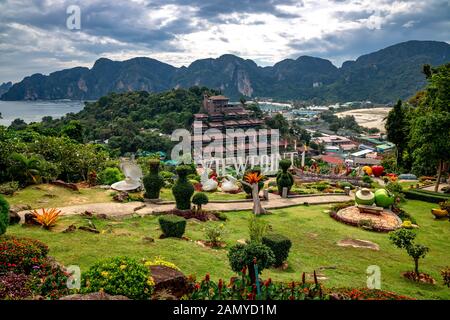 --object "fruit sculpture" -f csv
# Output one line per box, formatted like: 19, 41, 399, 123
371, 165, 384, 177
355, 188, 375, 205
362, 166, 373, 176
374, 188, 395, 208
431, 208, 449, 219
